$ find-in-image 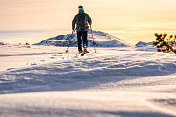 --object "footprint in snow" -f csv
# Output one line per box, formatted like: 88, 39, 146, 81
57, 53, 62, 54
52, 54, 63, 57
50, 57, 56, 59
31, 63, 37, 66
40, 59, 45, 62
7, 68, 15, 70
